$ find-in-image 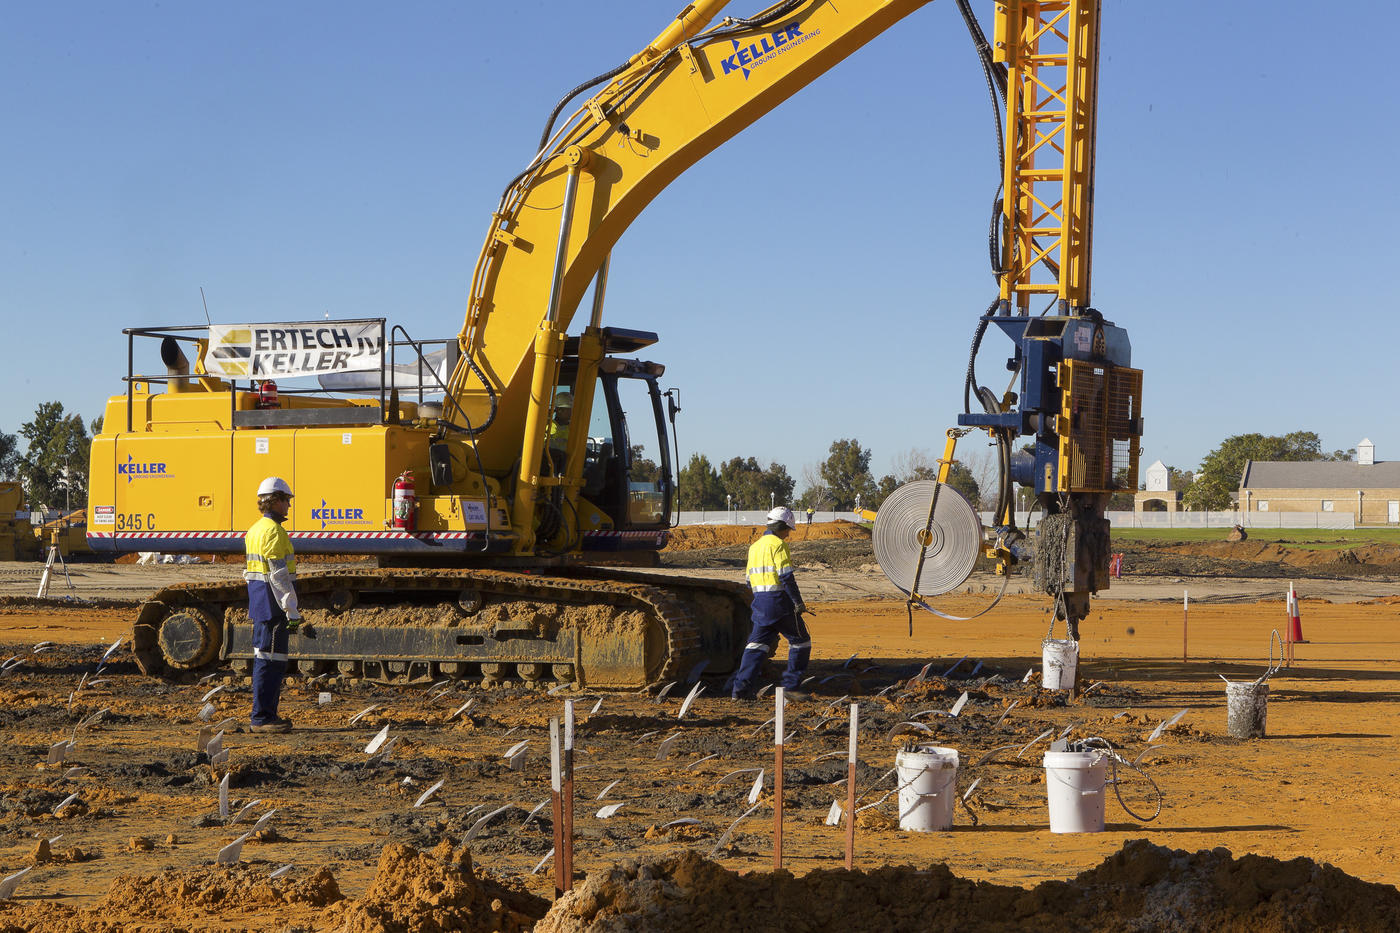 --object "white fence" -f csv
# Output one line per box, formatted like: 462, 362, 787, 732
976, 510, 1354, 530
675, 509, 1355, 530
